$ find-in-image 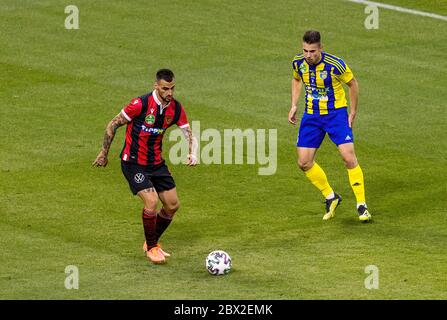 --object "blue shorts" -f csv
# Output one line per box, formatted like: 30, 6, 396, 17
296, 108, 354, 148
